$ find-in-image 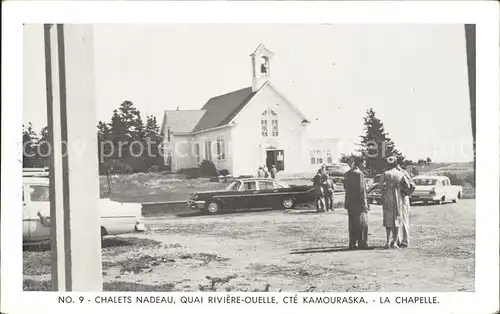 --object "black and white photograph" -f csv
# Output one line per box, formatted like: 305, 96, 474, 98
1, 2, 499, 314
